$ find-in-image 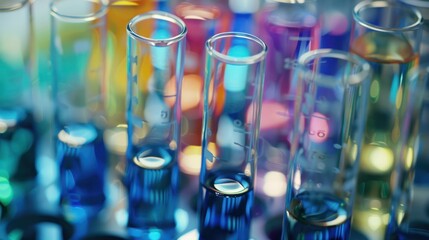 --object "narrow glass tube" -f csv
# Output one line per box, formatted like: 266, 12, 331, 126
125, 11, 187, 239
172, 0, 232, 177
0, 0, 37, 220
50, 0, 109, 219
253, 1, 320, 234
198, 32, 267, 240
282, 49, 371, 240
349, 1, 423, 239
105, 0, 159, 173
386, 68, 428, 239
